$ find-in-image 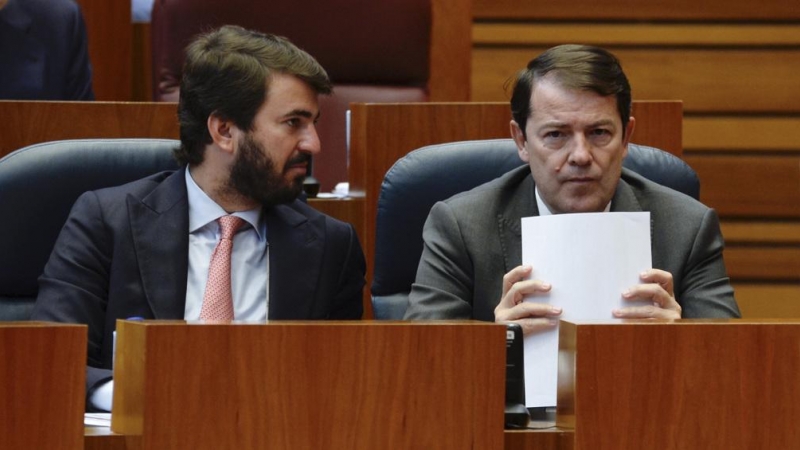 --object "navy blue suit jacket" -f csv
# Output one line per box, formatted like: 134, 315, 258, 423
0, 0, 94, 100
32, 170, 366, 407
